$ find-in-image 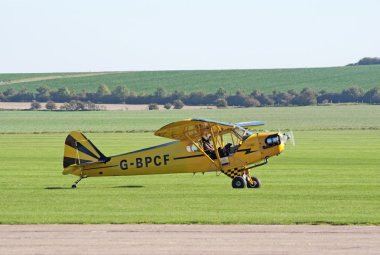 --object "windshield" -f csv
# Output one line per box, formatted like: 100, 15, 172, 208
233, 127, 252, 141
